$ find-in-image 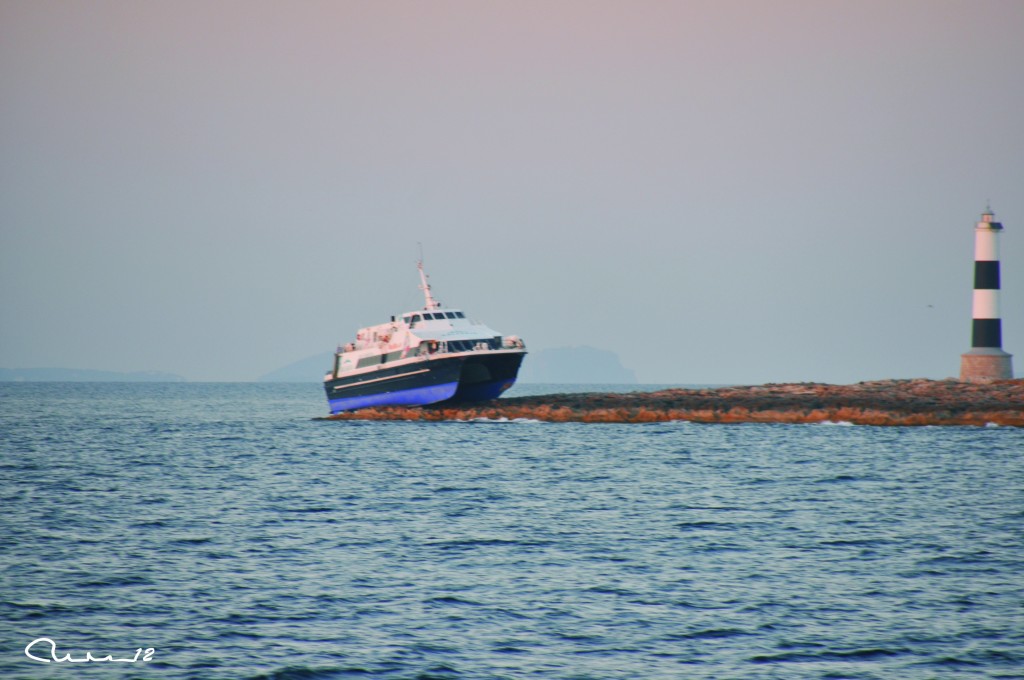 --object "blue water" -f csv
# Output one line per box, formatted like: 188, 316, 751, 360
1, 382, 1022, 679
